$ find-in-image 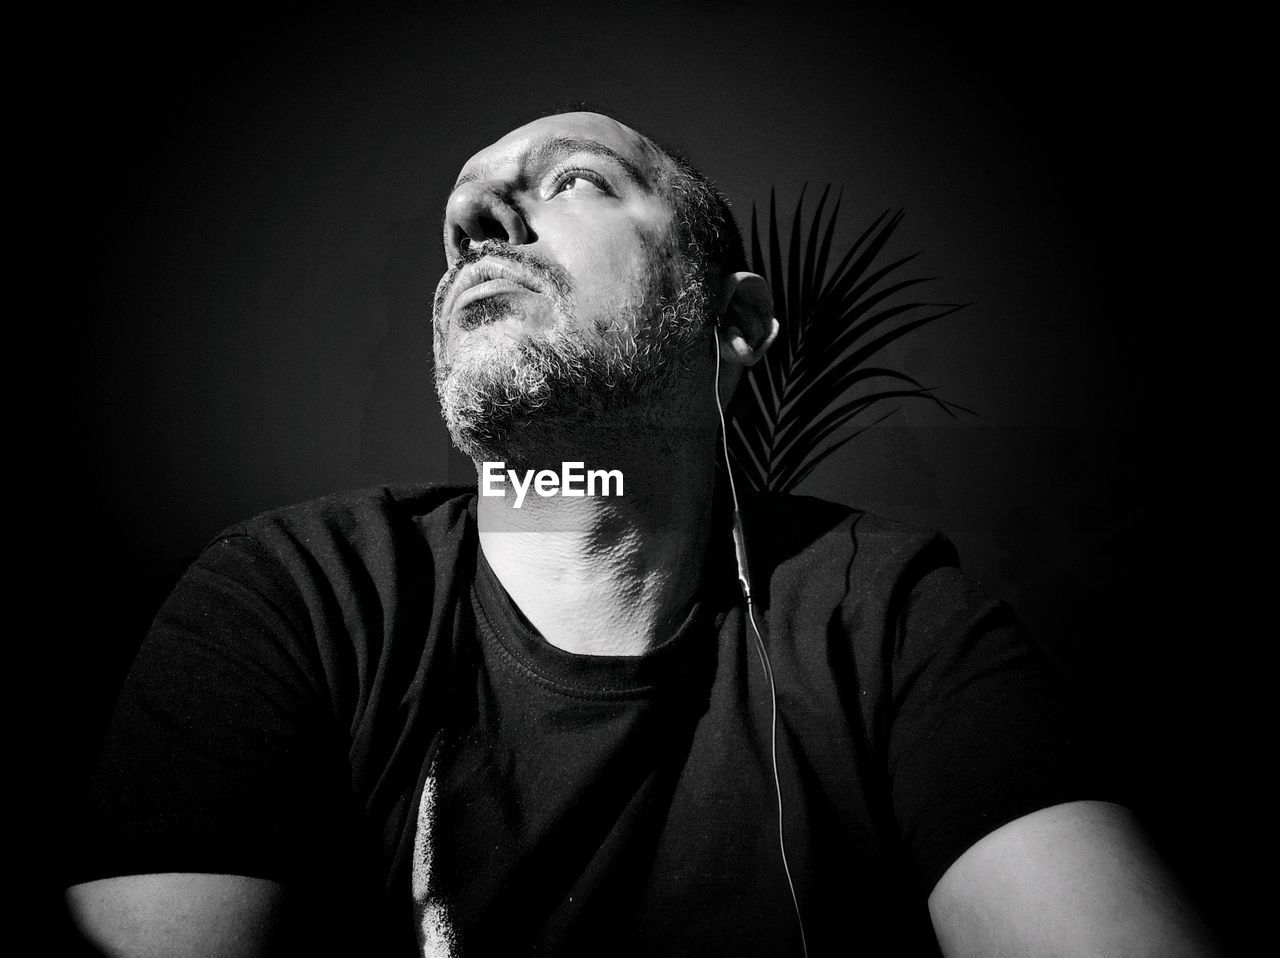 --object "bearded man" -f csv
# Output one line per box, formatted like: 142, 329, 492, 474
66, 112, 1220, 957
